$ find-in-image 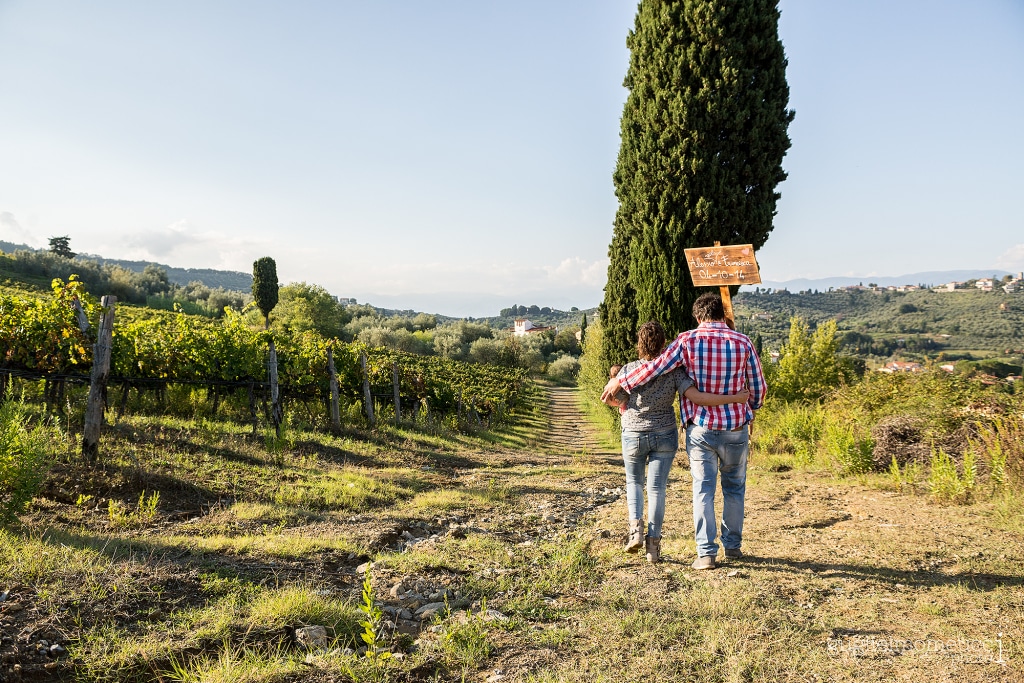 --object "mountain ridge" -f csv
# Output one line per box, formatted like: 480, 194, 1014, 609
755, 269, 1016, 292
